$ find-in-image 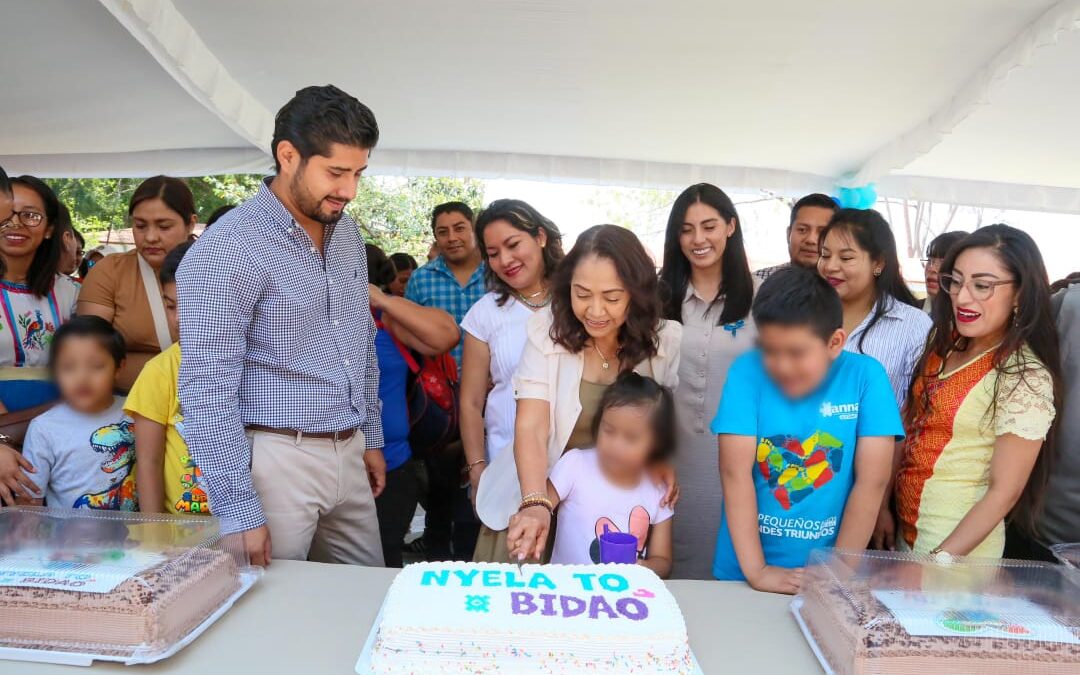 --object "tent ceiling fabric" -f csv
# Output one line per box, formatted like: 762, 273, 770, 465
1, 0, 1078, 212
